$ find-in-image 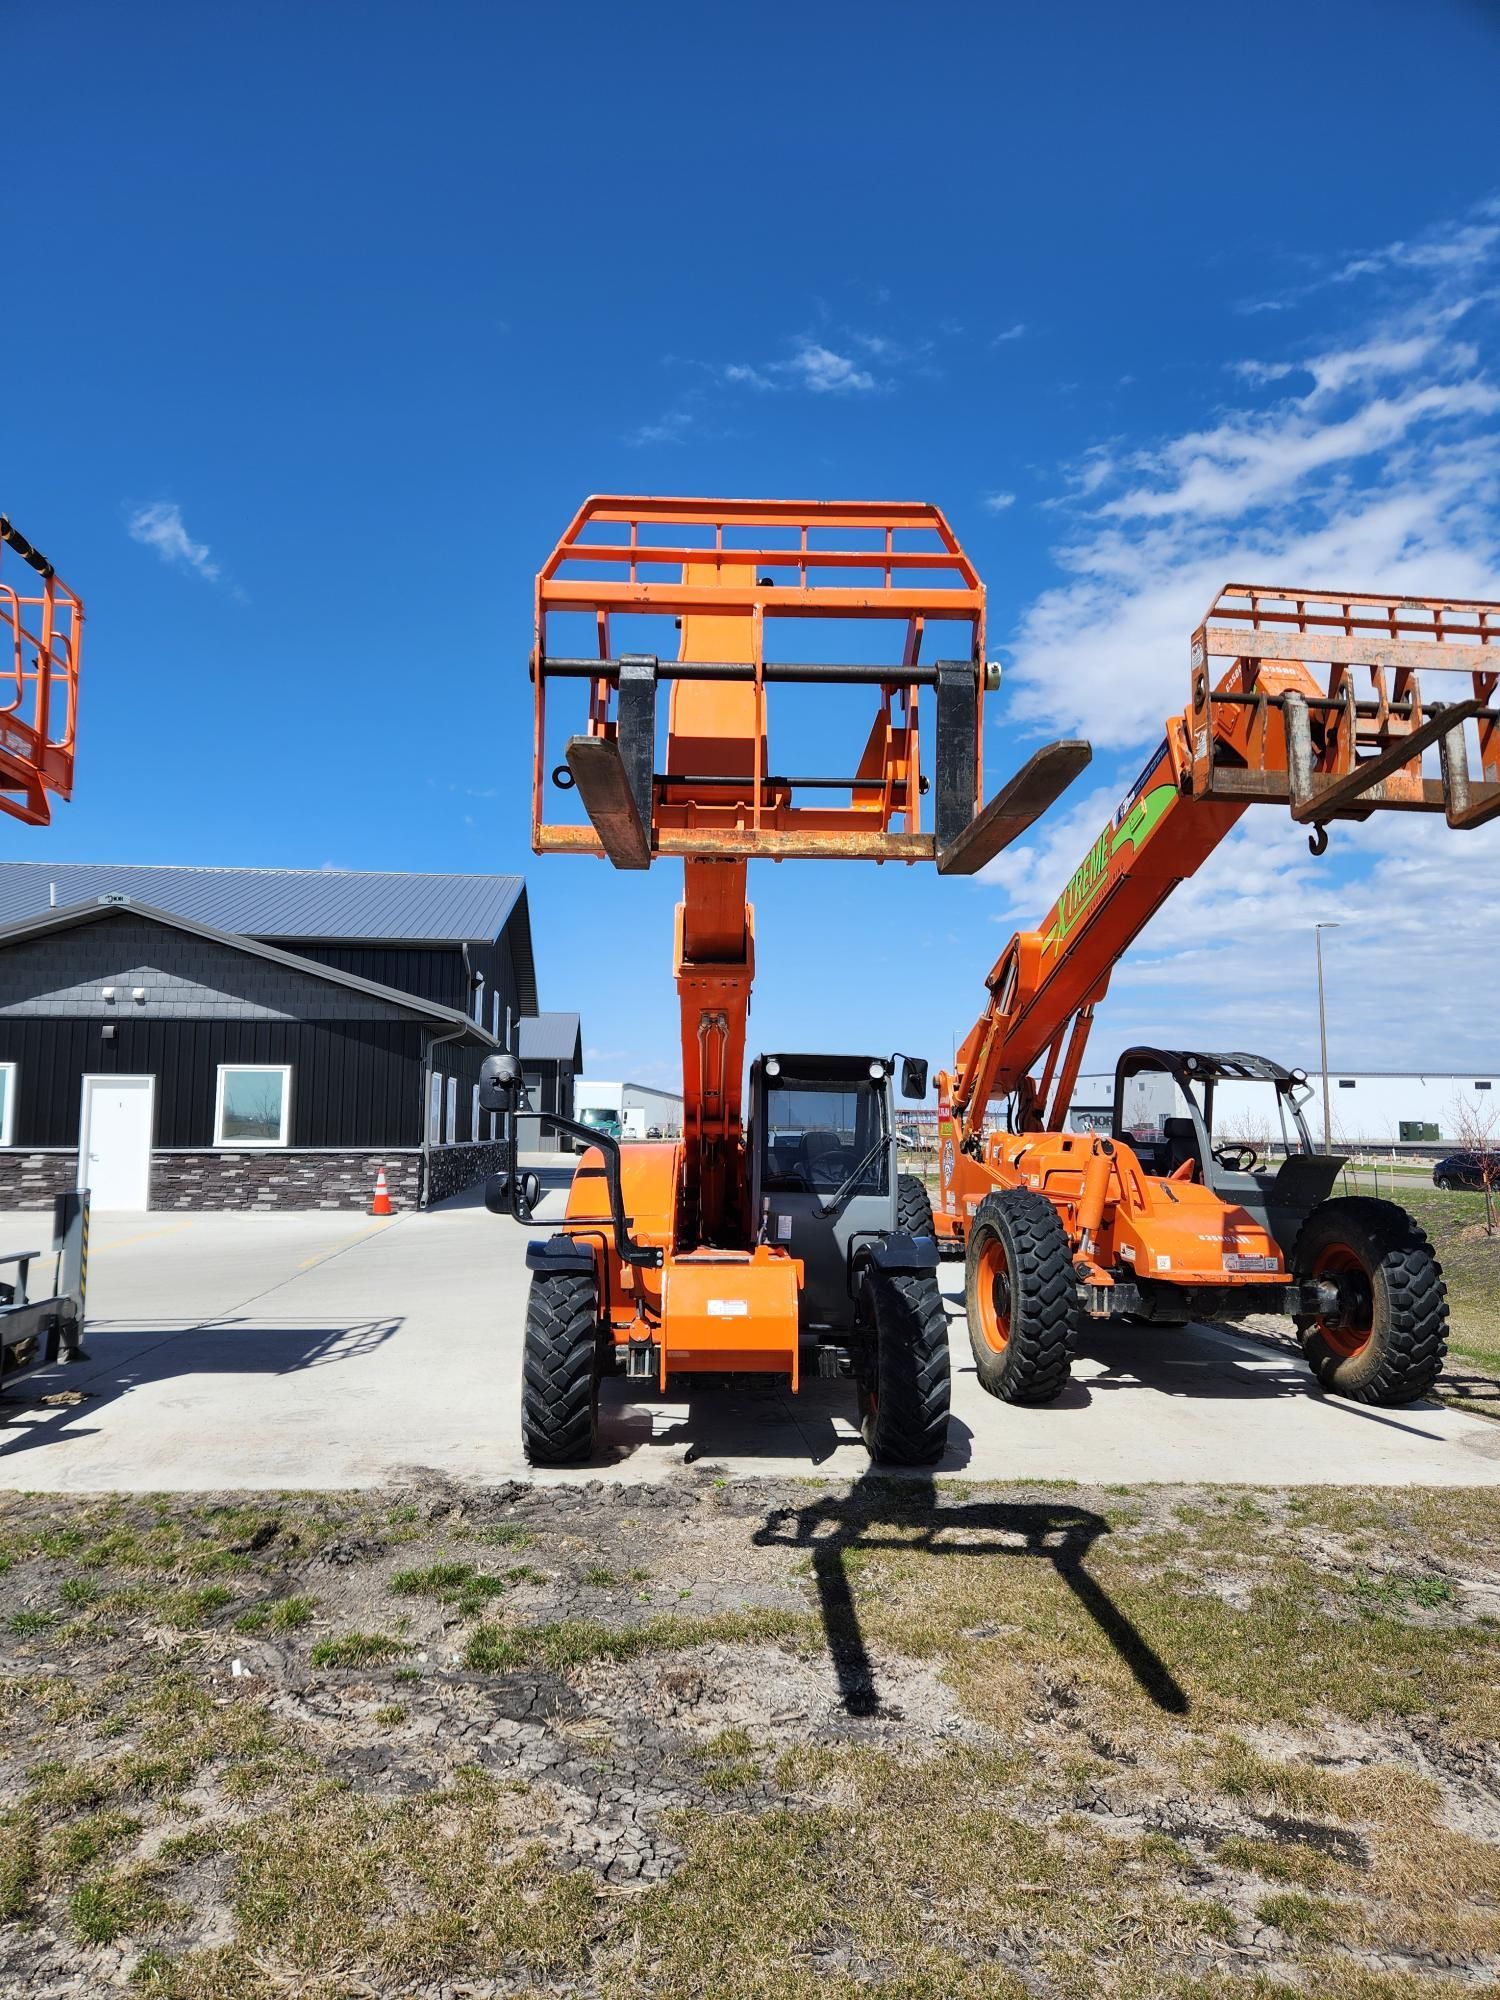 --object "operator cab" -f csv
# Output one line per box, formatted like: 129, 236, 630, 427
1113, 1047, 1344, 1253
749, 1052, 926, 1337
